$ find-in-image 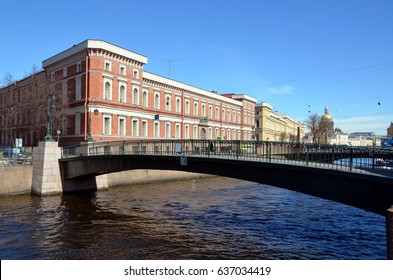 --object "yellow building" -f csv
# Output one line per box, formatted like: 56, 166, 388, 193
255, 102, 305, 142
